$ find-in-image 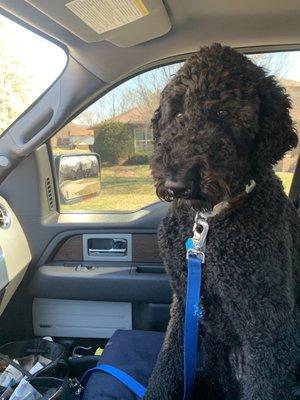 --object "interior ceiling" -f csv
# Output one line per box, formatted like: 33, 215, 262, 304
24, 0, 172, 46
0, 0, 300, 84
